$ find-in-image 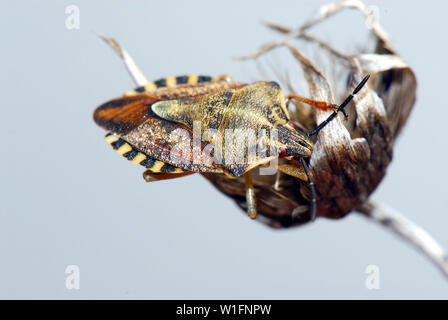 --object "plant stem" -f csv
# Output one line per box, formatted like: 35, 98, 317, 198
357, 200, 448, 278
